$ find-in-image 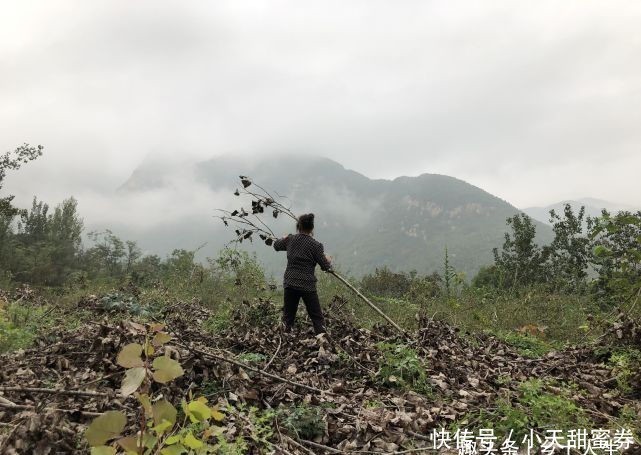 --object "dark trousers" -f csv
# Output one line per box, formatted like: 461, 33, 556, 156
283, 287, 326, 334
